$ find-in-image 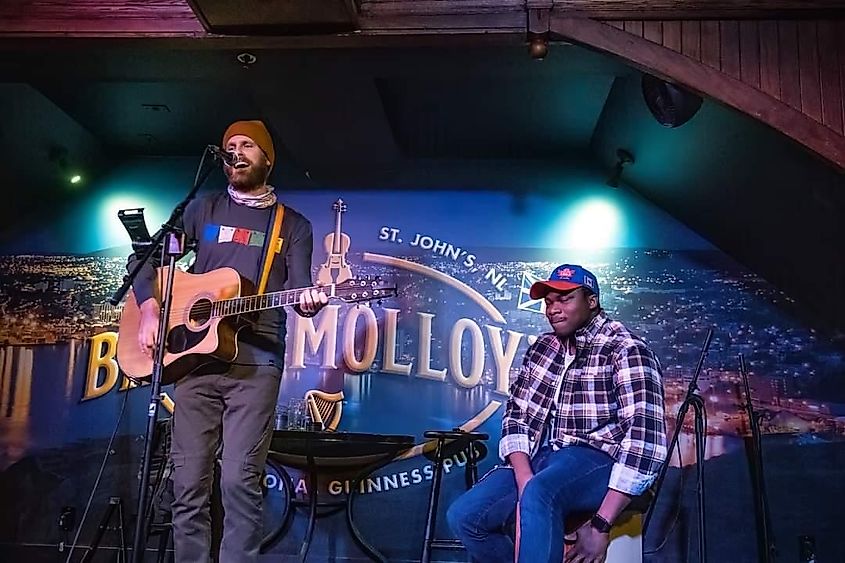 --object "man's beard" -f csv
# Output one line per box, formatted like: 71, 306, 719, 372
227, 160, 270, 192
